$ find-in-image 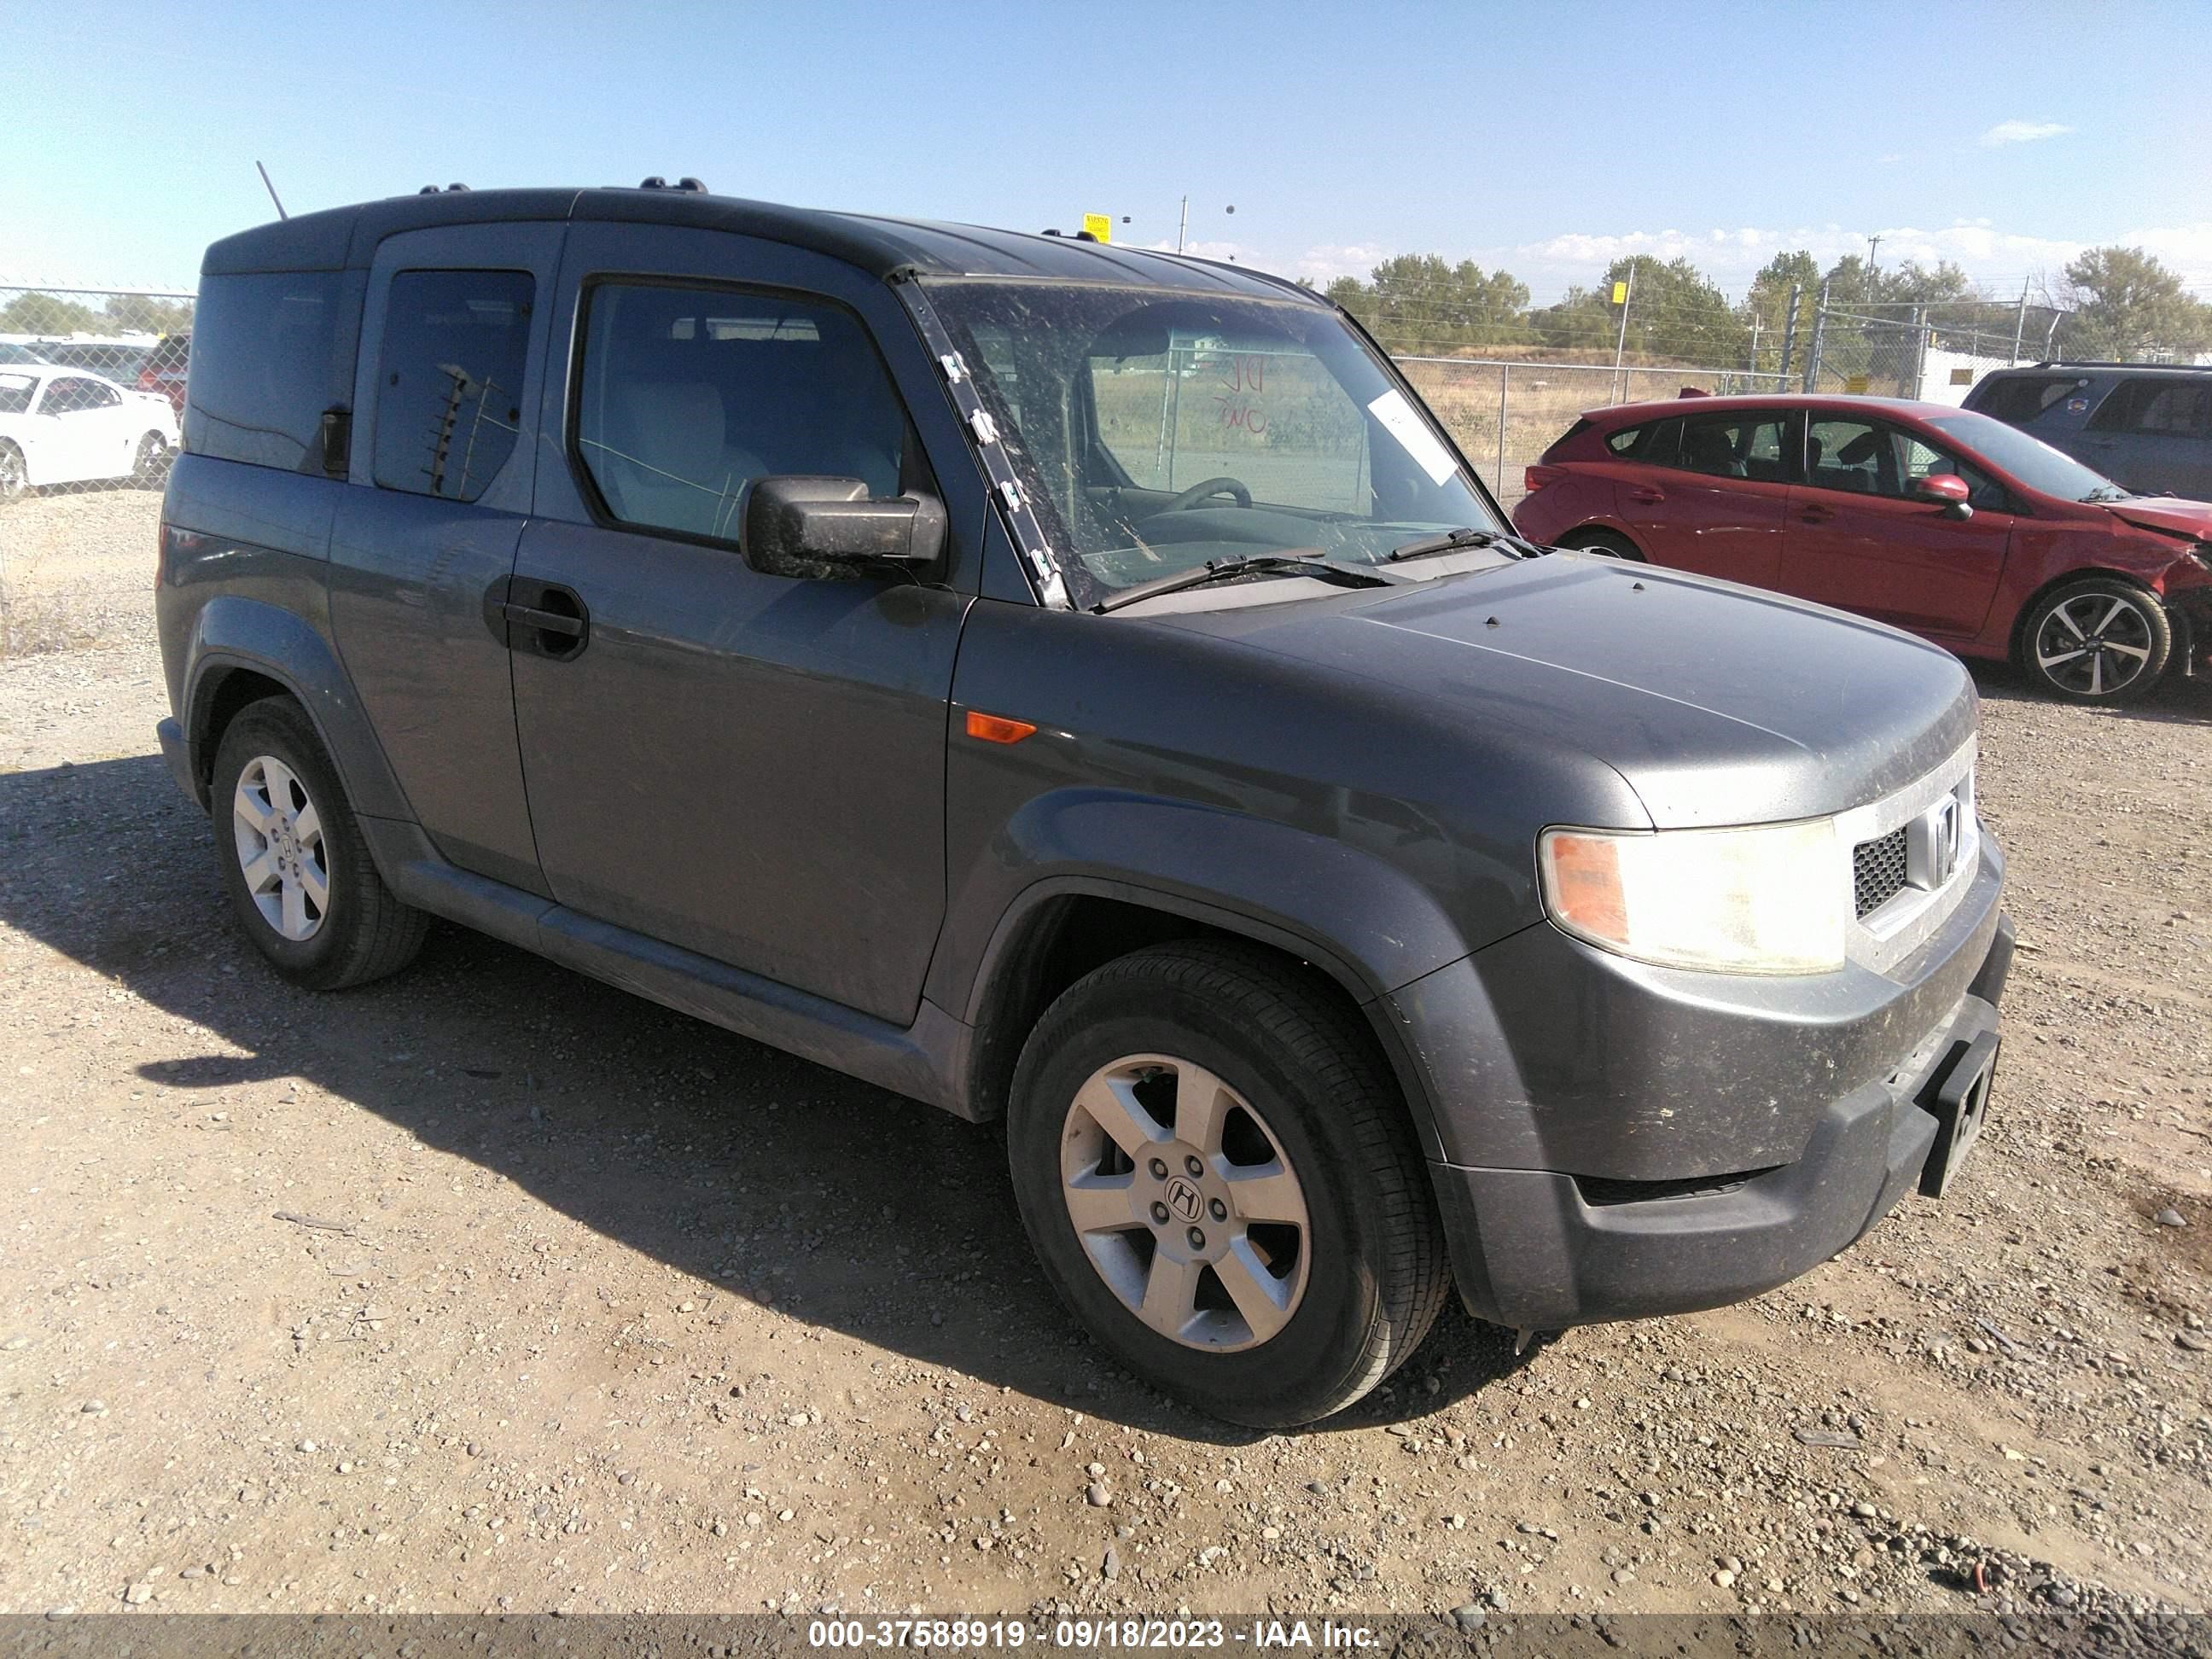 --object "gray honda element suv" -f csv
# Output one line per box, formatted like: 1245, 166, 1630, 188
154, 183, 2011, 1425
